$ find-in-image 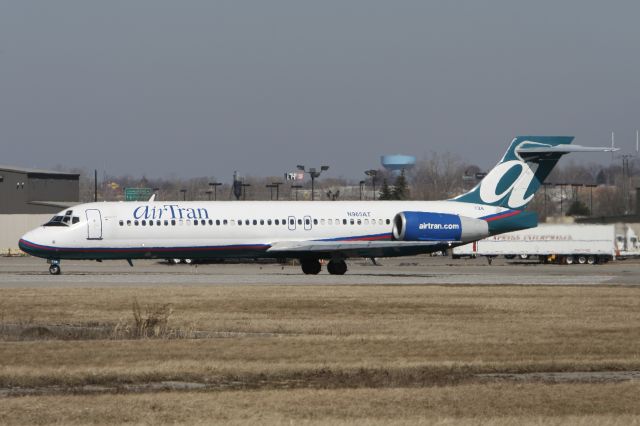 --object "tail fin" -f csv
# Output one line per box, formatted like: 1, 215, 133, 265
452, 136, 574, 209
